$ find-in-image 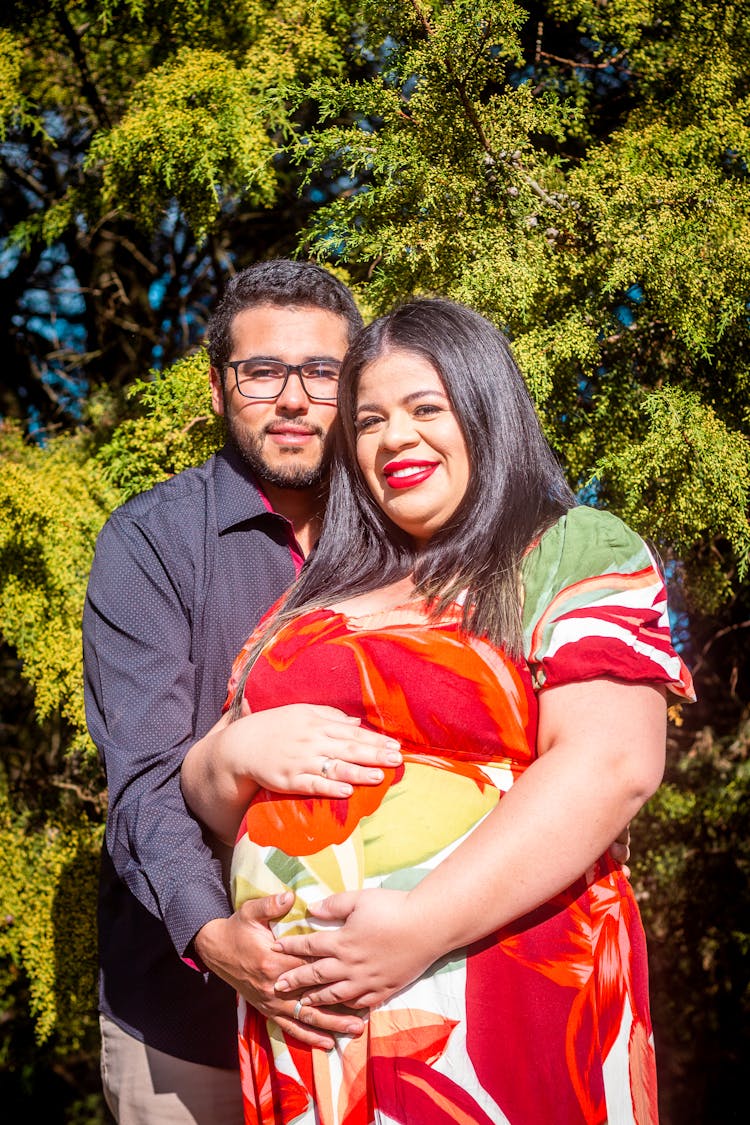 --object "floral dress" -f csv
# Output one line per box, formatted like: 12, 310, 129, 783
228, 506, 694, 1125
